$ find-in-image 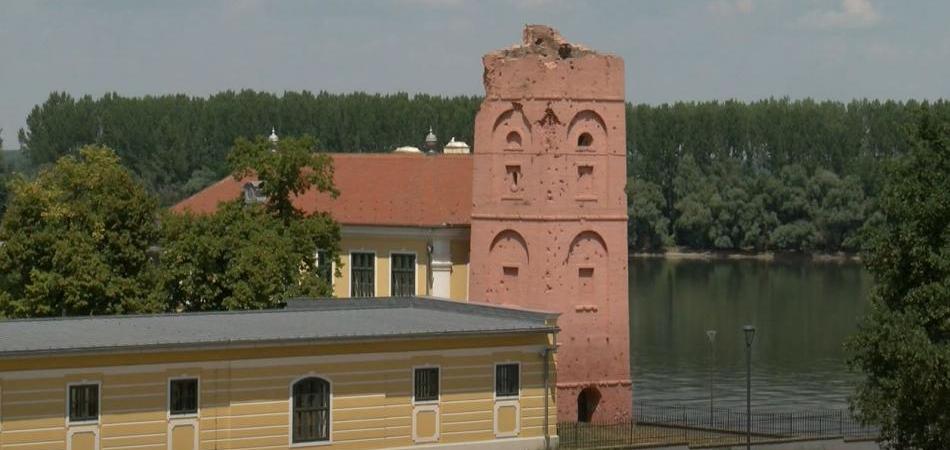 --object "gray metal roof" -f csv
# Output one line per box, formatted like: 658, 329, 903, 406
0, 297, 558, 358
